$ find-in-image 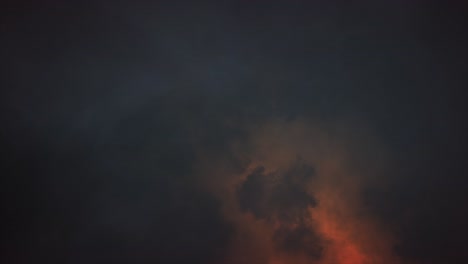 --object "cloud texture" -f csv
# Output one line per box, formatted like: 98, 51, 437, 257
1, 1, 467, 263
